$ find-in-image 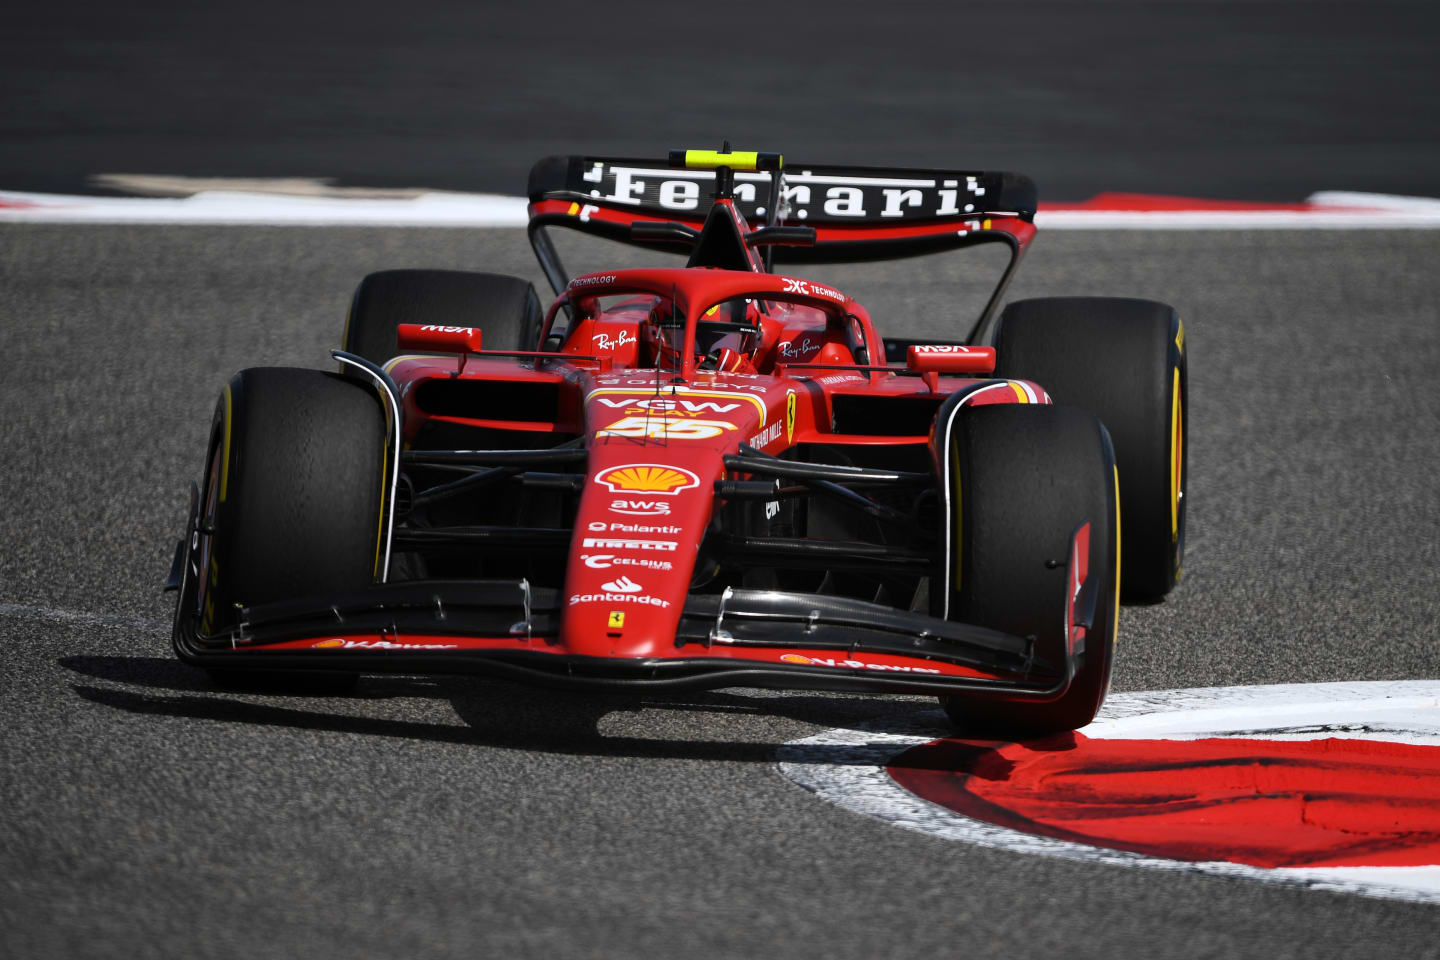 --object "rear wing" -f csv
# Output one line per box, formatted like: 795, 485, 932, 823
528, 154, 1036, 225
529, 153, 1036, 287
